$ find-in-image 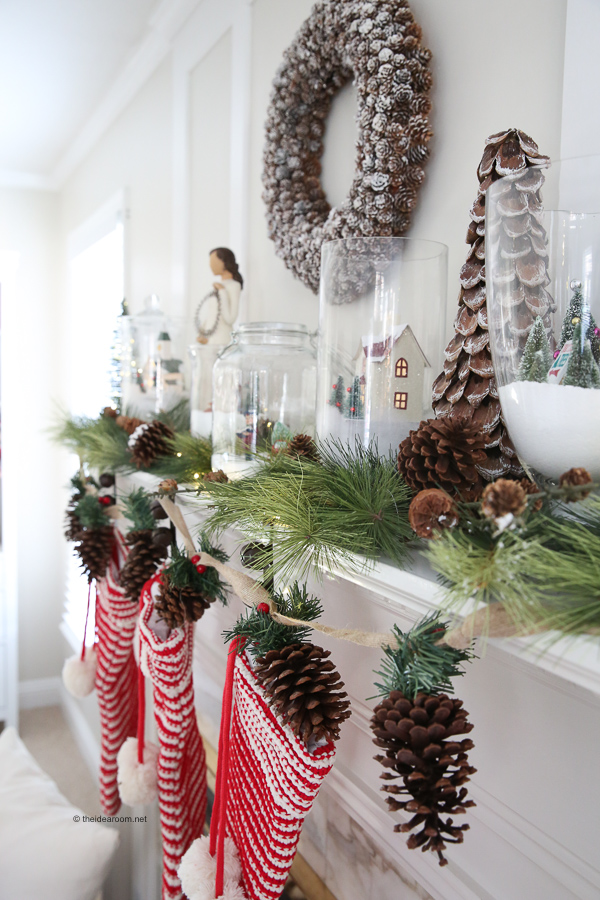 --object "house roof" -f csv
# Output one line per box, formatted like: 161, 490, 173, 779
361, 324, 429, 365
